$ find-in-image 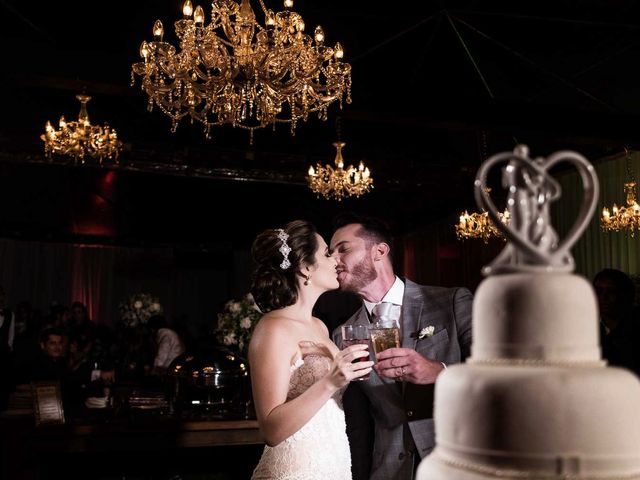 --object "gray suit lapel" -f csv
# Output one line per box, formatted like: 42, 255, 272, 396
402, 280, 425, 351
